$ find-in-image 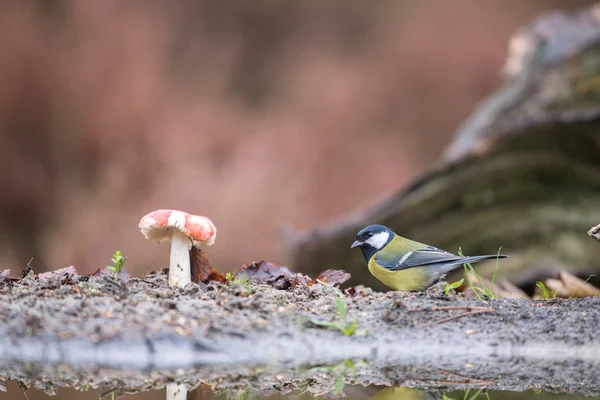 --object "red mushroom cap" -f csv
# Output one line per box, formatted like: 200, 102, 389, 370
139, 209, 217, 247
